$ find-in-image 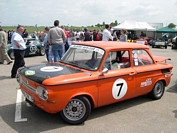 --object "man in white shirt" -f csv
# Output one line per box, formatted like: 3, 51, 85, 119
102, 24, 113, 41
11, 25, 26, 78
